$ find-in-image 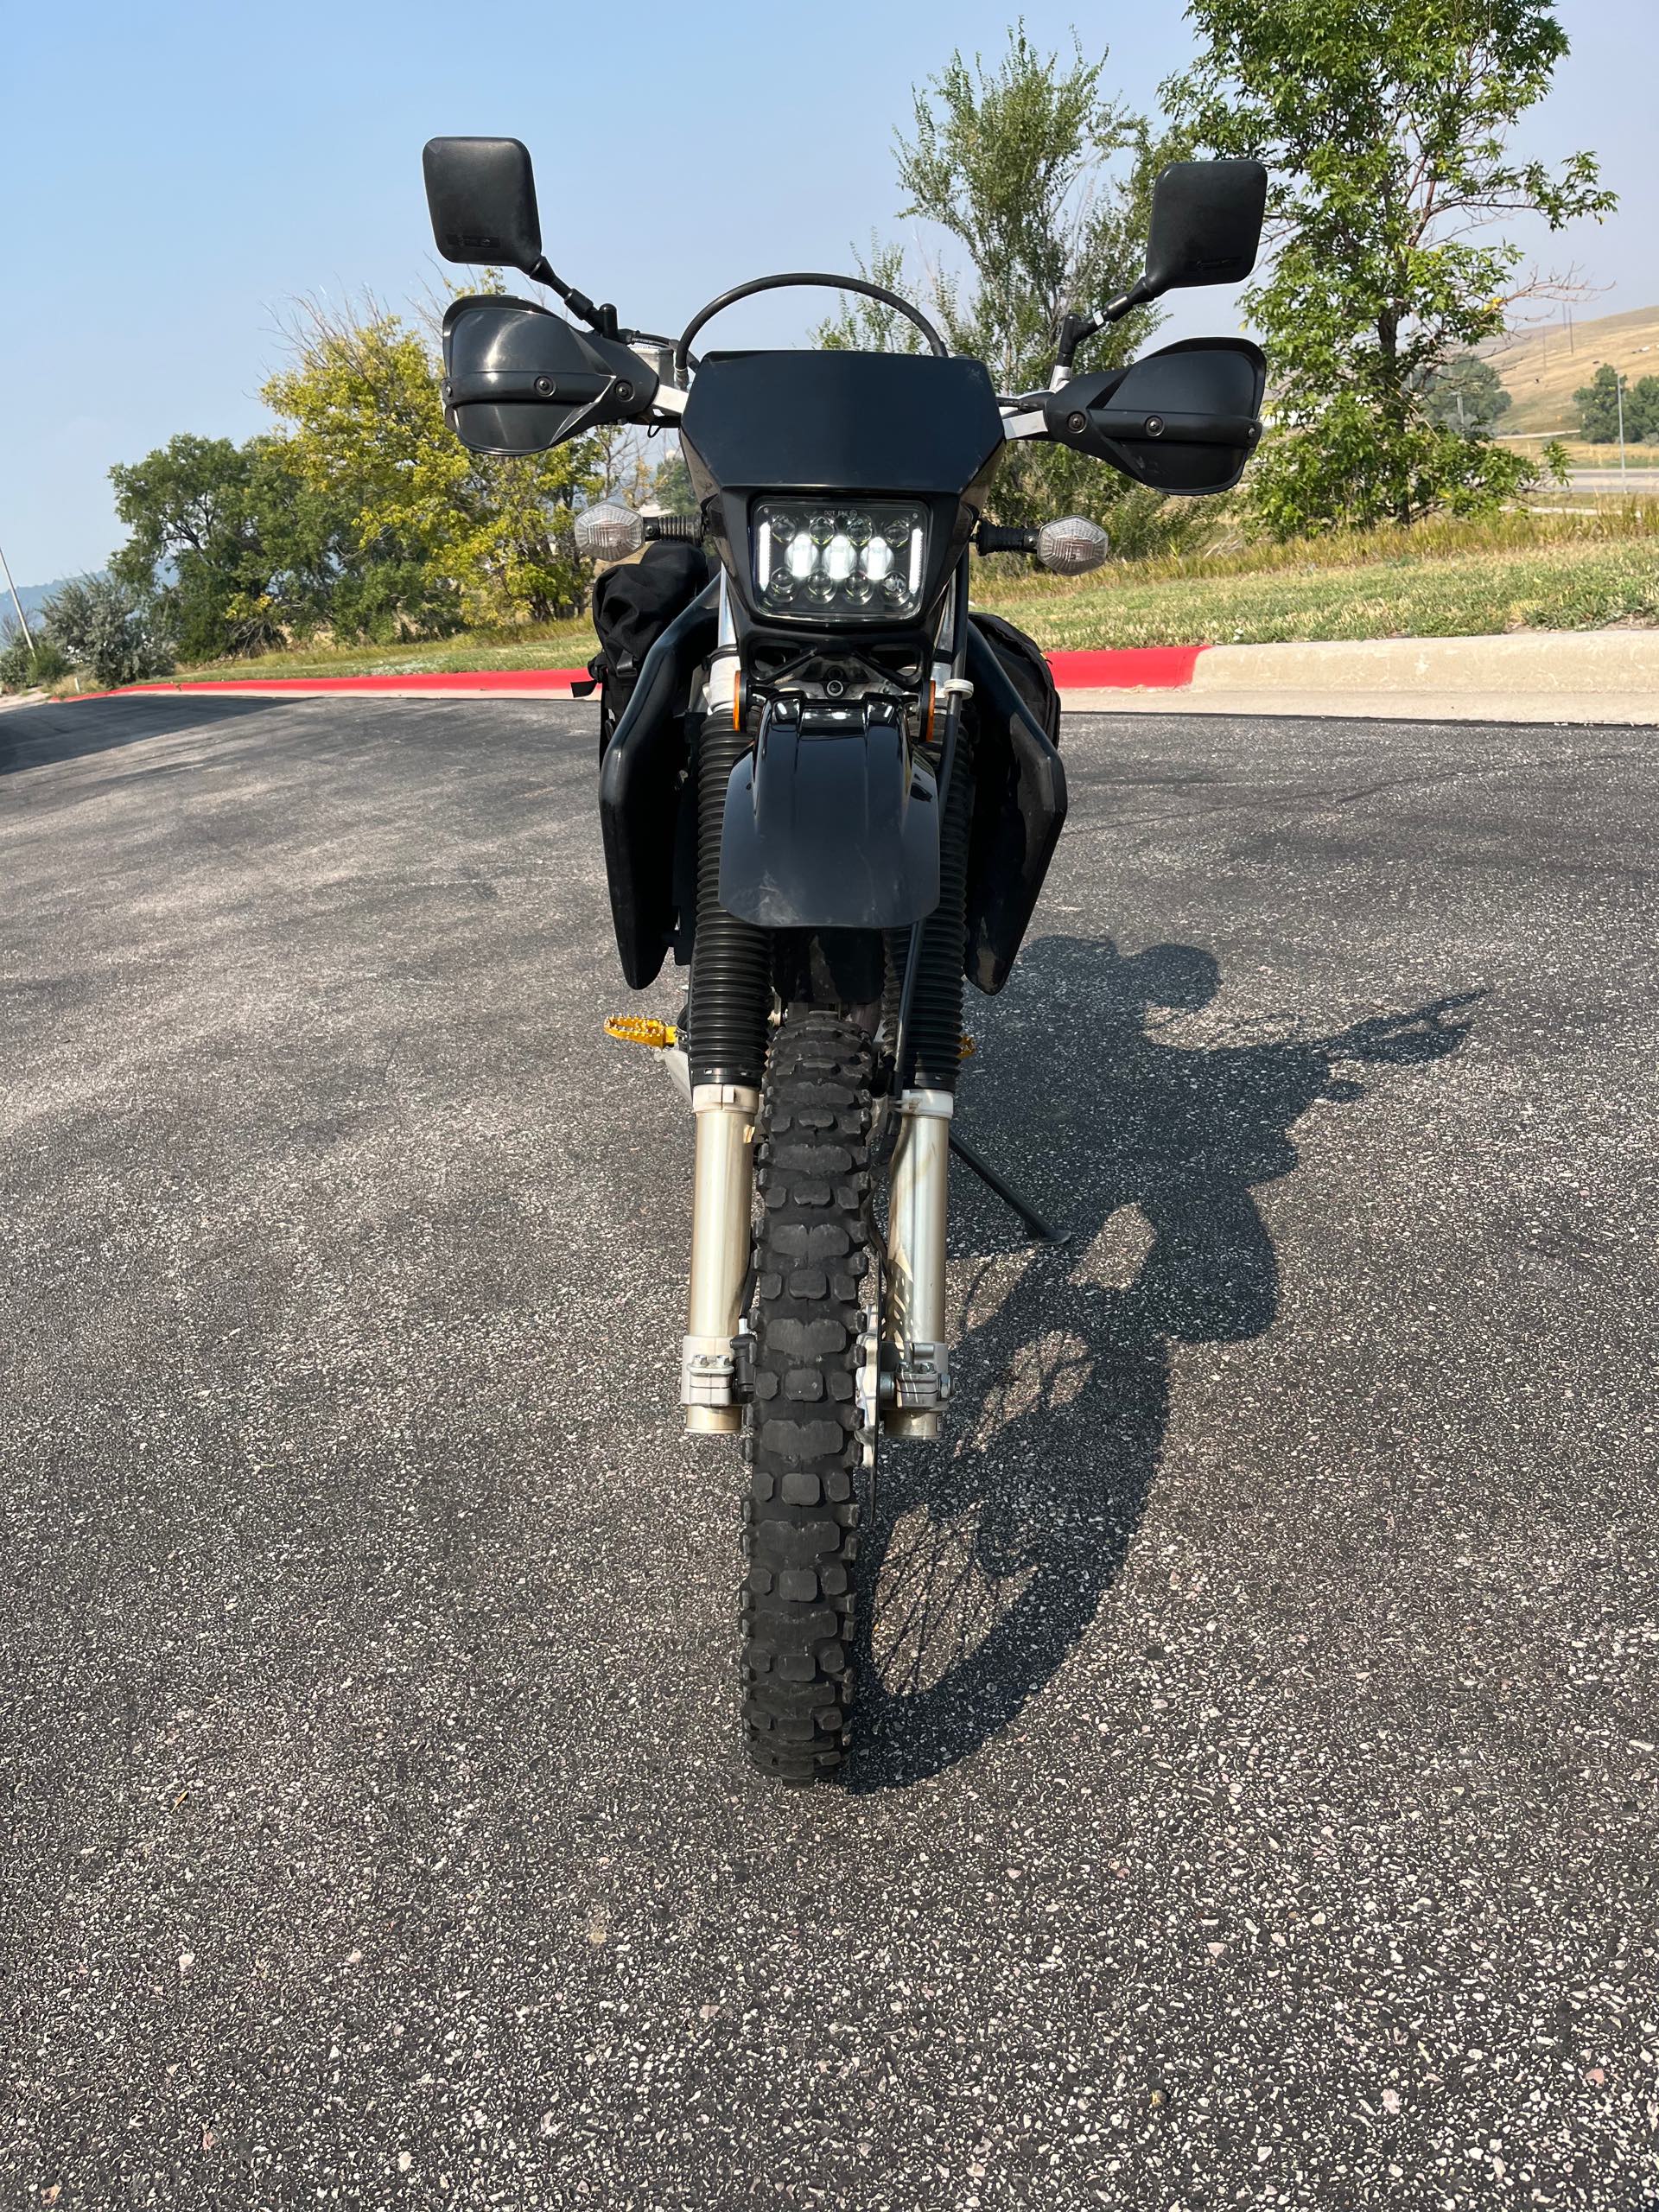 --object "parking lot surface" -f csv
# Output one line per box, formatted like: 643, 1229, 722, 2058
3, 692, 1656, 2208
